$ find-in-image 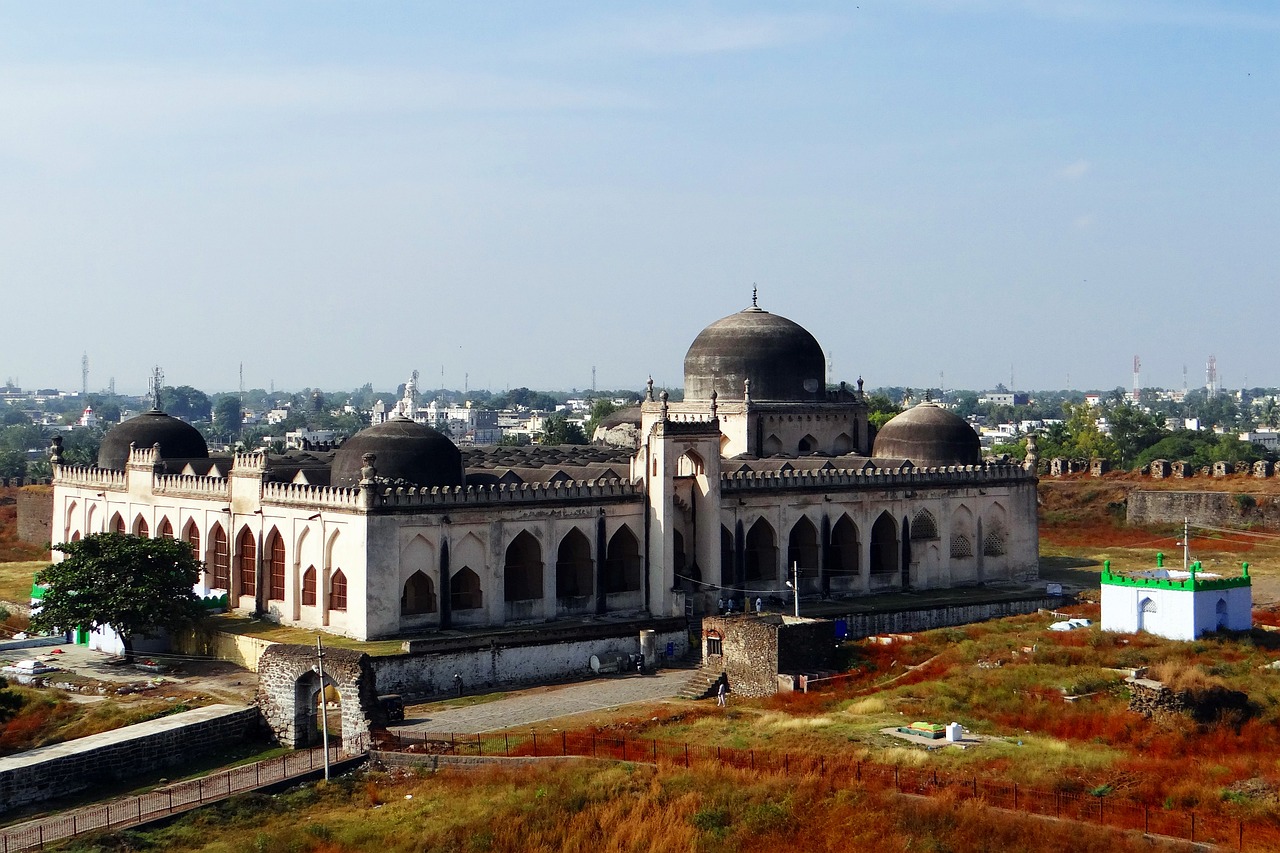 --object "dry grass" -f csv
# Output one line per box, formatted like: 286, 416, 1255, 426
0, 560, 45, 606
